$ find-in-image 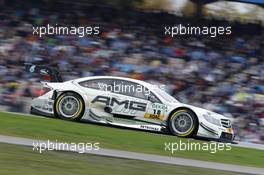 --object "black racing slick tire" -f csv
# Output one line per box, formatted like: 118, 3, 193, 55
168, 109, 198, 137
55, 92, 84, 121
